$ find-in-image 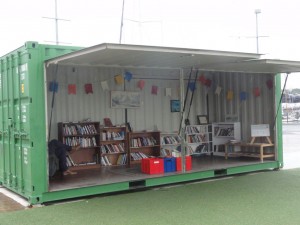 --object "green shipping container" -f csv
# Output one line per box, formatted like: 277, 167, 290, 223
0, 42, 81, 203
0, 42, 298, 204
